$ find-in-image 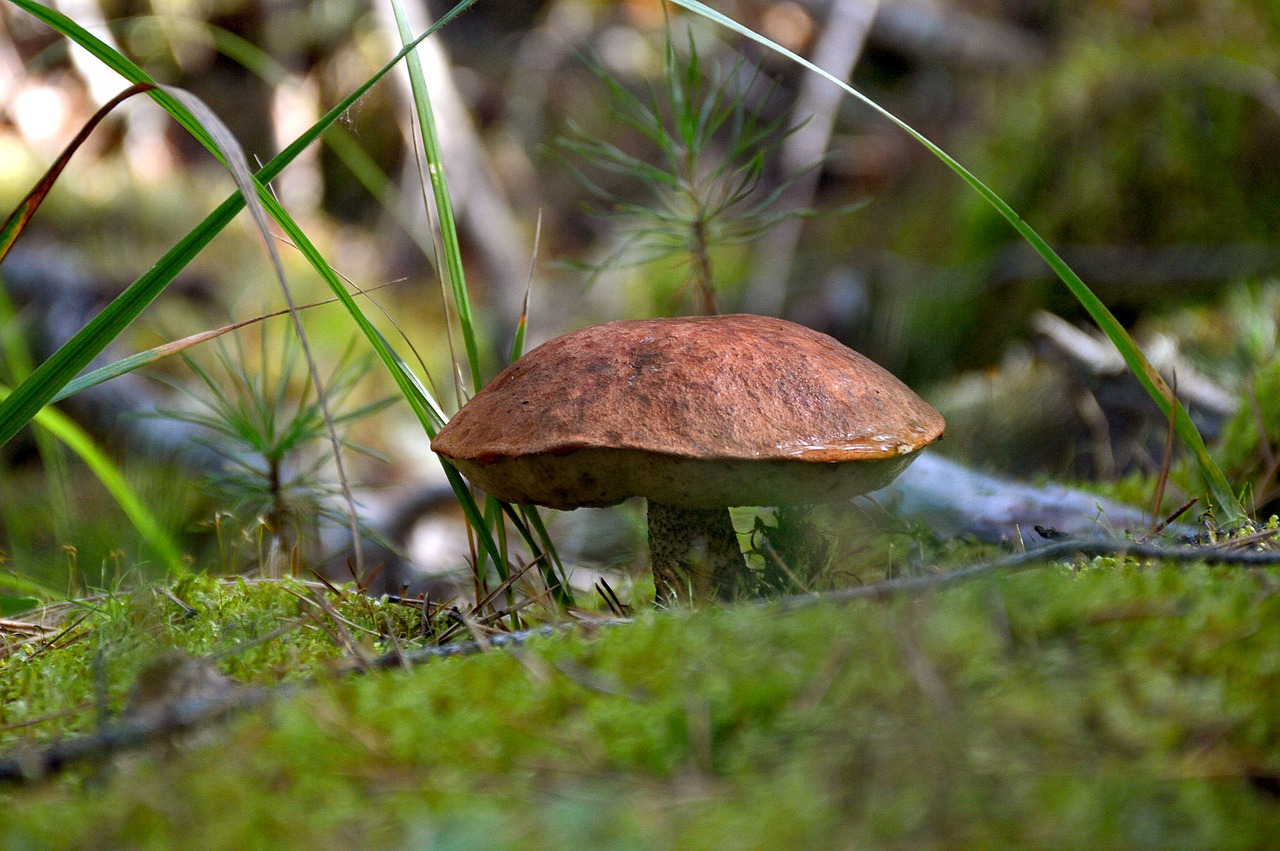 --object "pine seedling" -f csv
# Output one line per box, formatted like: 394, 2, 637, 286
156, 331, 393, 577
559, 27, 820, 314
